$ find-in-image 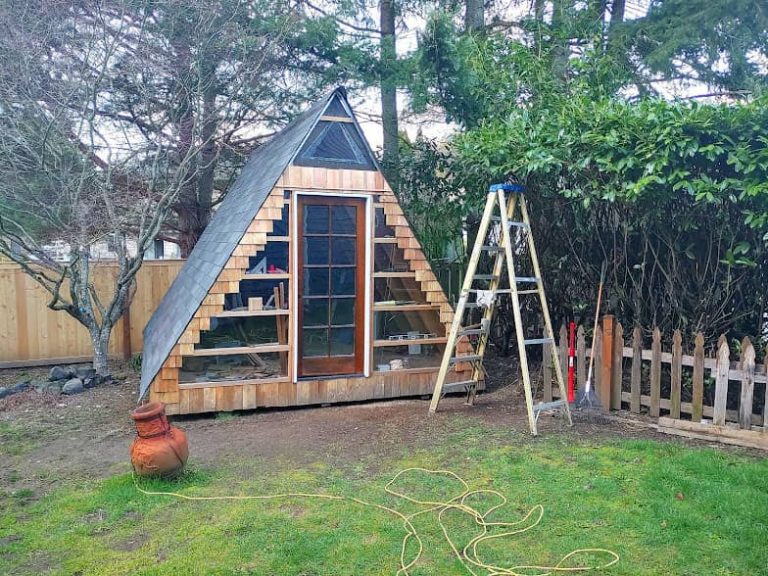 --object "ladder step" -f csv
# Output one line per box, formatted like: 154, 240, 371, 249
481, 245, 503, 253
523, 338, 553, 346
473, 274, 498, 281
491, 217, 529, 228
442, 380, 480, 393
533, 399, 567, 412
517, 289, 540, 295
515, 276, 540, 283
449, 354, 483, 364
